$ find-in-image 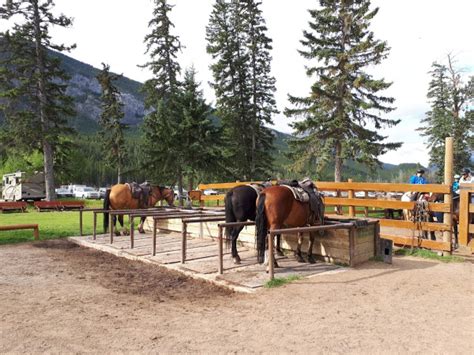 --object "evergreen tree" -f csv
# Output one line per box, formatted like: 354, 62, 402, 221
179, 66, 223, 191
206, 0, 277, 180
97, 63, 128, 184
418, 56, 473, 181
285, 0, 401, 182
140, 0, 184, 195
0, 0, 75, 200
